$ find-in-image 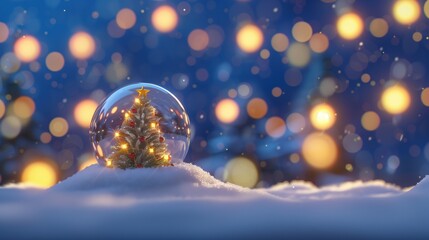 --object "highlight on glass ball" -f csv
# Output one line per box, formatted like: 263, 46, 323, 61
89, 83, 191, 169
